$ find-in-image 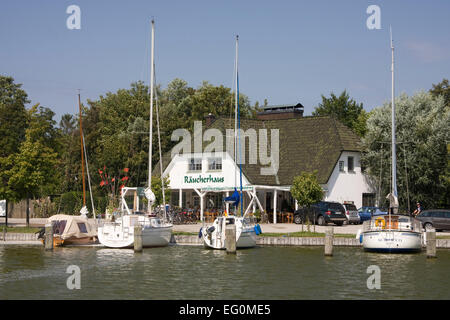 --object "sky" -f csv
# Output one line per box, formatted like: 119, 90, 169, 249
1, 0, 449, 122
